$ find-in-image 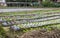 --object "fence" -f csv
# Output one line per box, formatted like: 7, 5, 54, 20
6, 2, 40, 7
